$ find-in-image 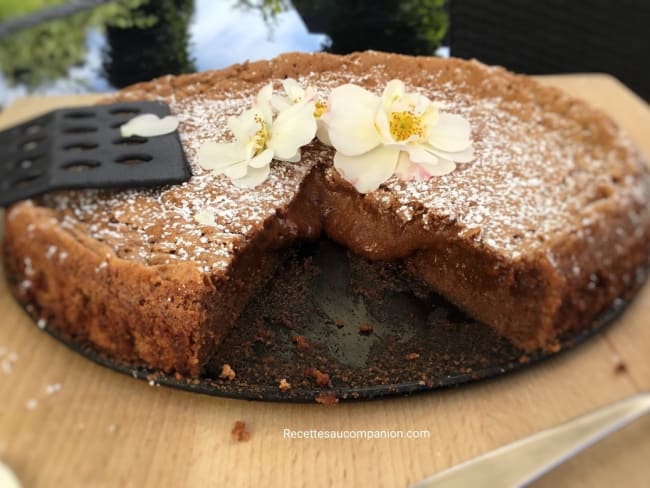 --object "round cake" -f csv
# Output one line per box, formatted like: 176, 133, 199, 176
3, 51, 650, 377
